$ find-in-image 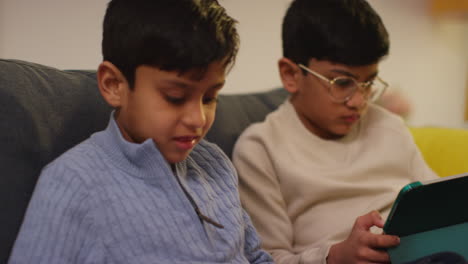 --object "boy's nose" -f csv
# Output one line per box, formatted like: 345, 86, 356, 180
346, 88, 367, 109
184, 102, 206, 130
